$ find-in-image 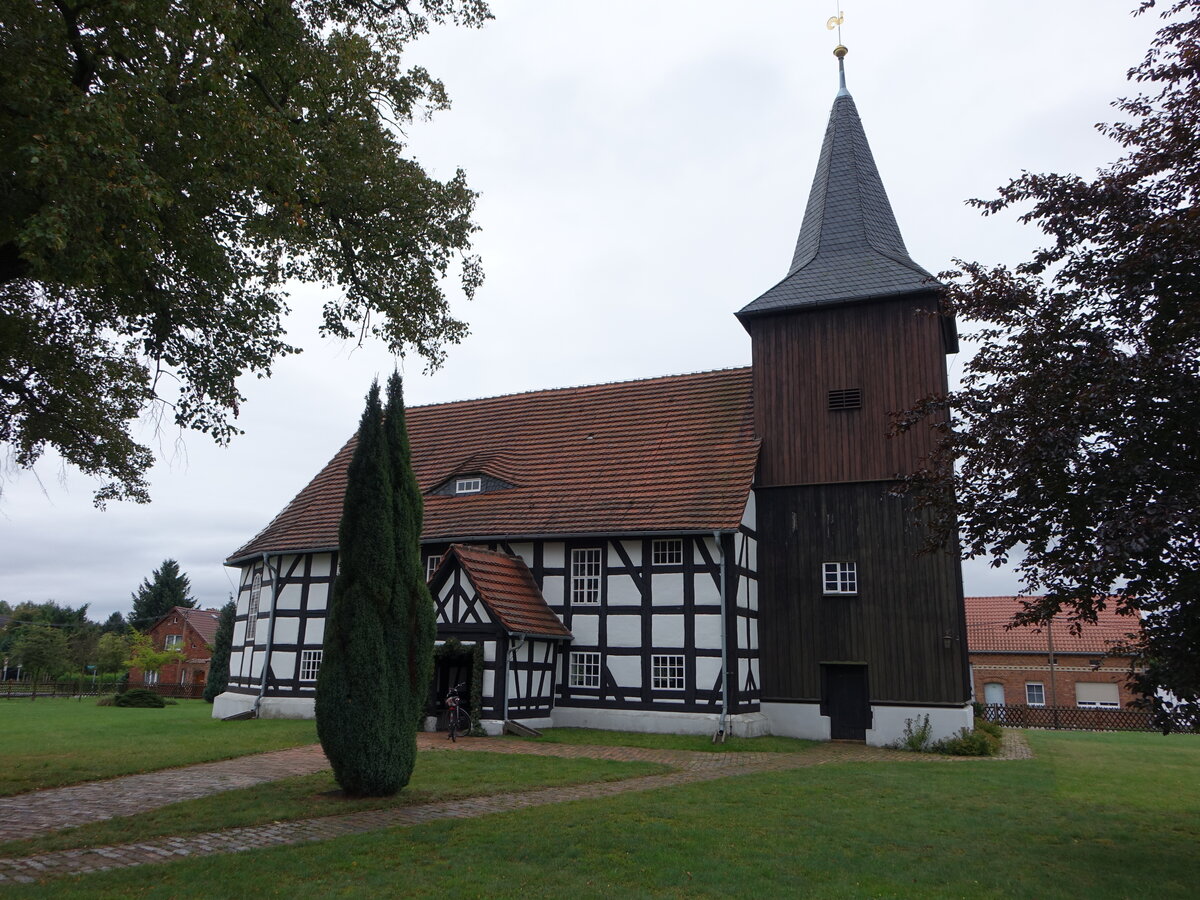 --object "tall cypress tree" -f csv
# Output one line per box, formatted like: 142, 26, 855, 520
384, 372, 436, 781
203, 599, 237, 703
316, 381, 403, 796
